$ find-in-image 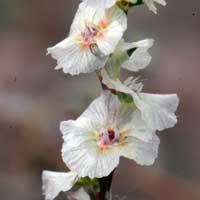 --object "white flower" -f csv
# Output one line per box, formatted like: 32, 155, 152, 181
102, 69, 179, 131
83, 0, 166, 14
72, 188, 90, 200
61, 91, 159, 178
47, 2, 127, 75
42, 170, 78, 200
